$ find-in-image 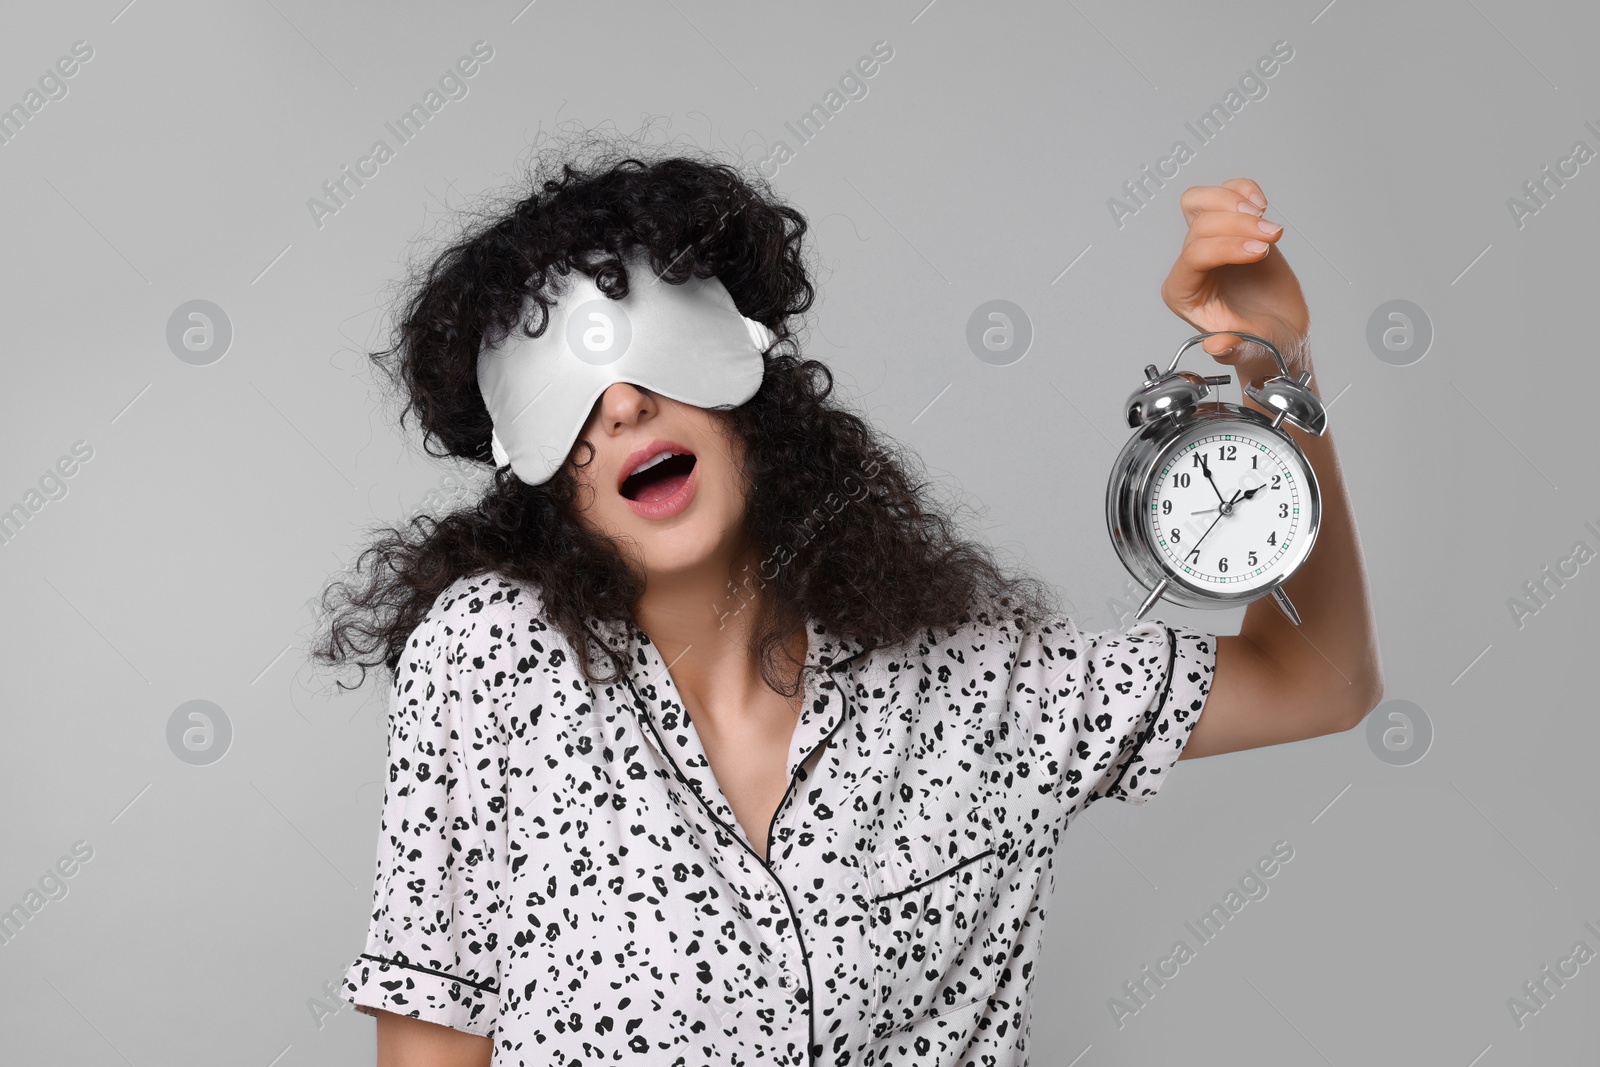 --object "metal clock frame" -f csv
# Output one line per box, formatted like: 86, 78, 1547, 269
1104, 331, 1328, 626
